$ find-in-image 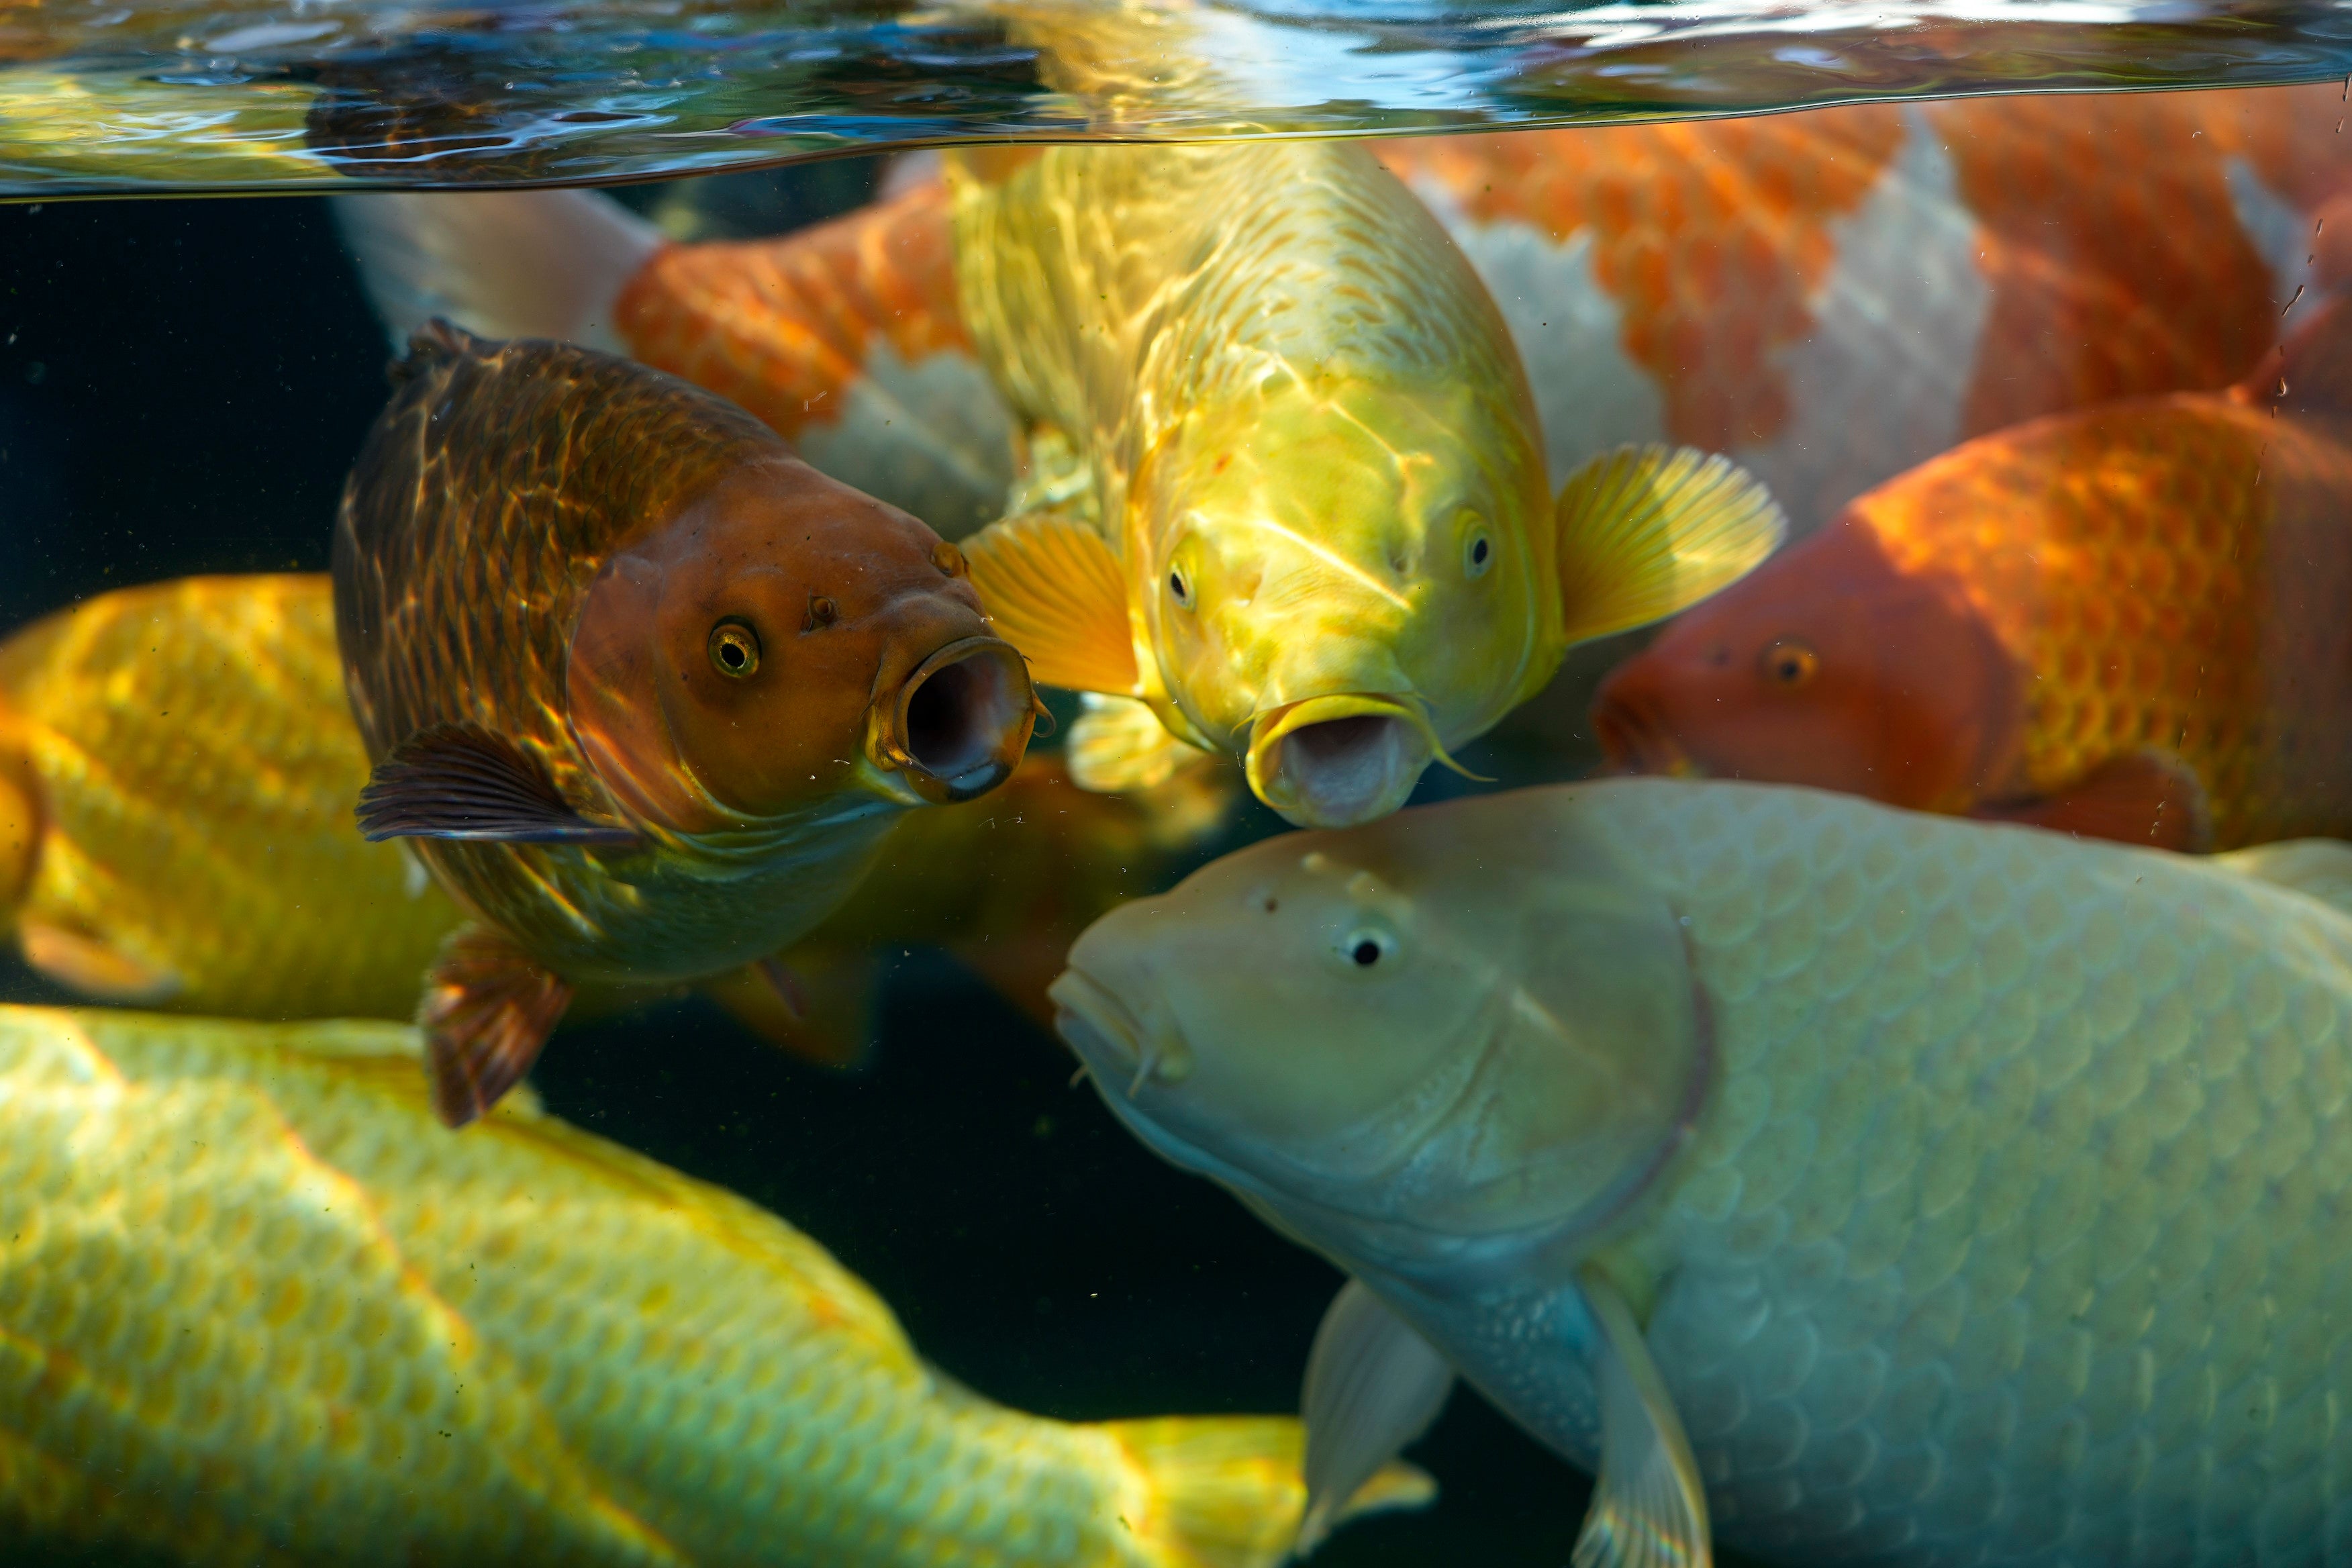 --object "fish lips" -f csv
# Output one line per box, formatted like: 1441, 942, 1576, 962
1245, 695, 1440, 829
865, 634, 1037, 805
